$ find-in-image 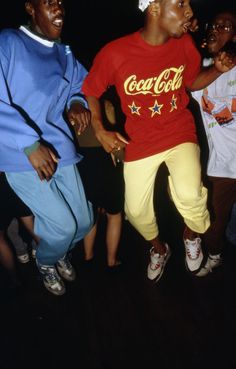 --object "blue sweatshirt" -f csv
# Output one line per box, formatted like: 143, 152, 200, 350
0, 26, 87, 172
